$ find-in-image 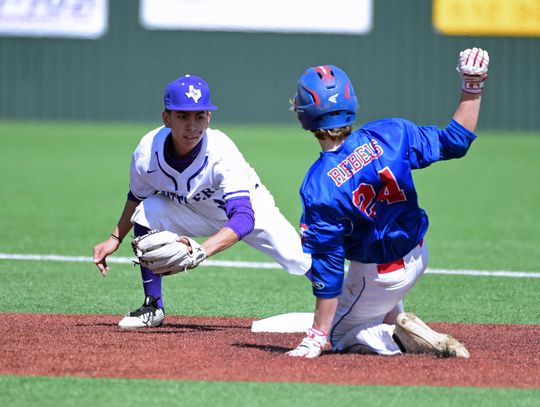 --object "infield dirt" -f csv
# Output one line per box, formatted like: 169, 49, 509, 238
1, 313, 539, 388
